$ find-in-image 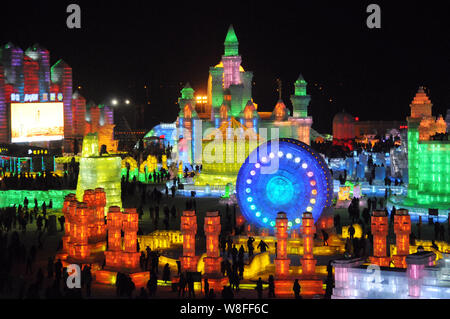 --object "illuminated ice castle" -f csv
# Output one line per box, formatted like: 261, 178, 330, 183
153, 25, 313, 164
403, 87, 449, 209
